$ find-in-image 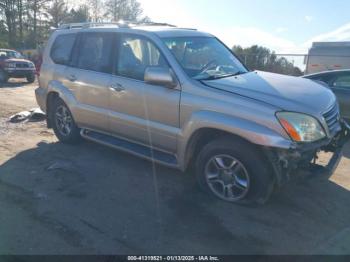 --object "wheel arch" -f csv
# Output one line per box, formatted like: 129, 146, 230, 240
177, 110, 292, 171
45, 80, 77, 128
183, 127, 264, 171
